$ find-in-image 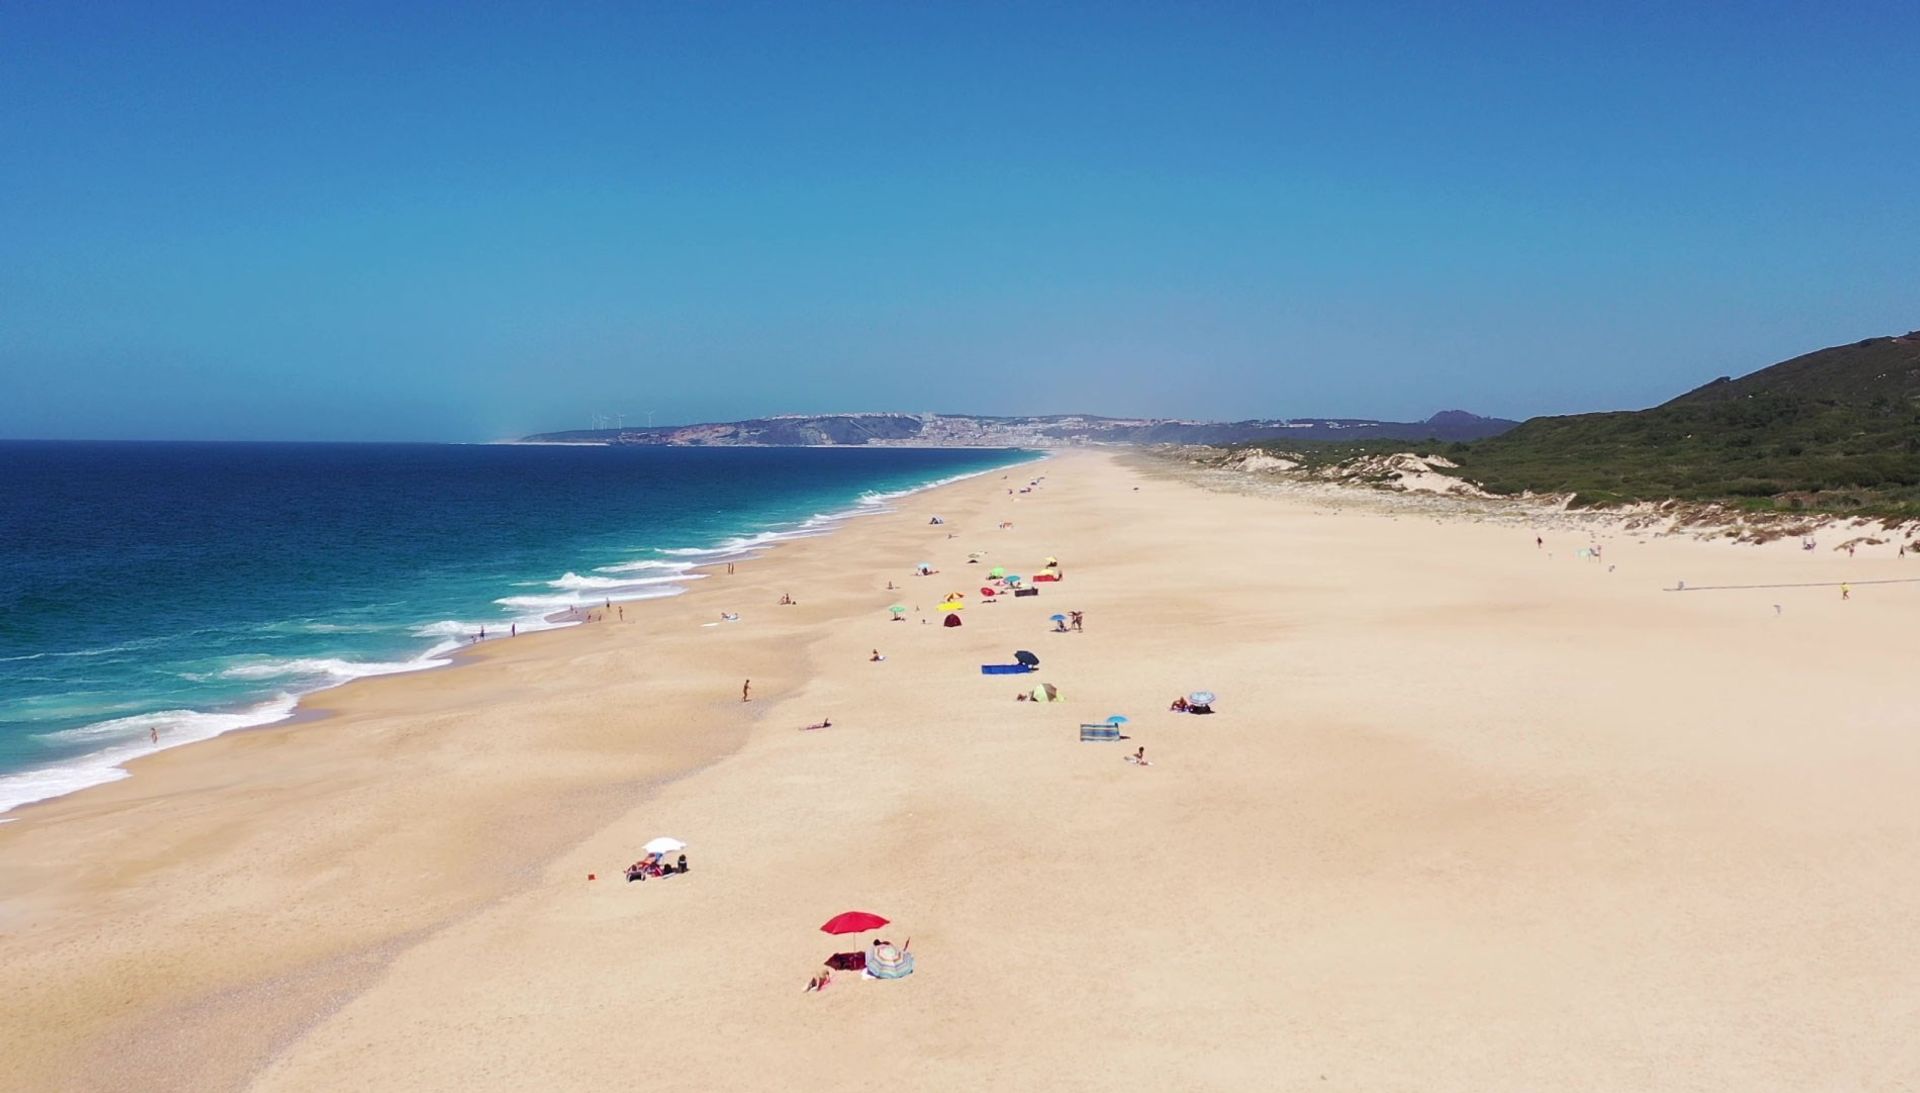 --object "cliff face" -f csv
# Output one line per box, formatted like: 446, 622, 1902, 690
522, 411, 1518, 447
